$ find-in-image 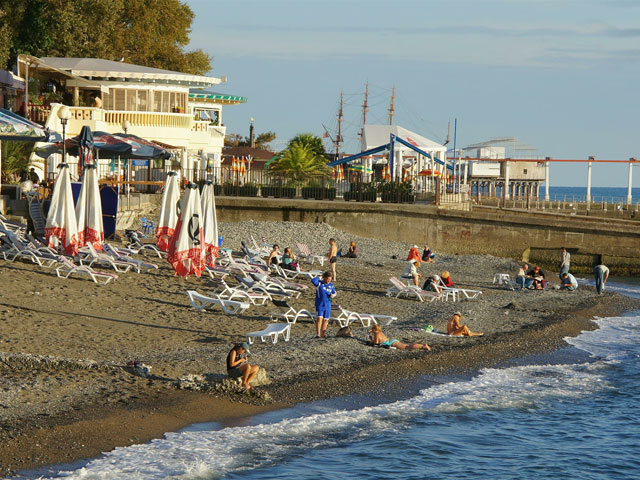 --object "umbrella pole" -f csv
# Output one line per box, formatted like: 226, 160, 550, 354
0, 140, 2, 187
117, 156, 121, 198
127, 158, 130, 209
